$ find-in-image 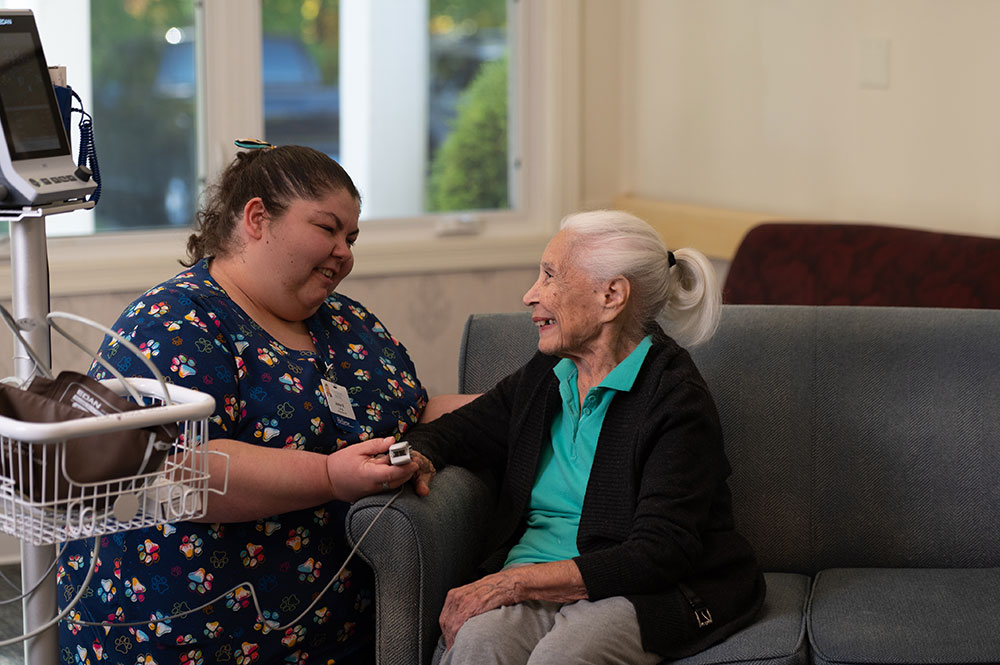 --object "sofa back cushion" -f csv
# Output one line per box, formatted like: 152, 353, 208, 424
459, 306, 1000, 574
